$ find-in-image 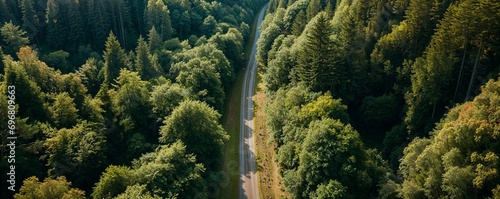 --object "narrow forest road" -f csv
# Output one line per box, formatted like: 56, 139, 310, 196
239, 4, 267, 199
